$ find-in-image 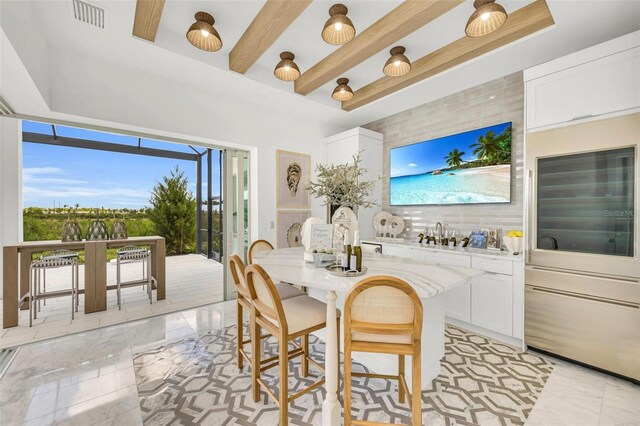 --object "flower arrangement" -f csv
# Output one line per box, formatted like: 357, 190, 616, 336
307, 152, 379, 208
